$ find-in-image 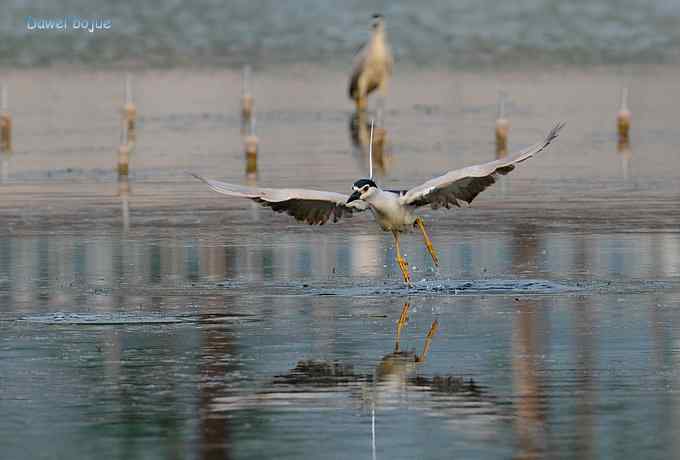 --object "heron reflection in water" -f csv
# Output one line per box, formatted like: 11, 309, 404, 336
349, 111, 392, 177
